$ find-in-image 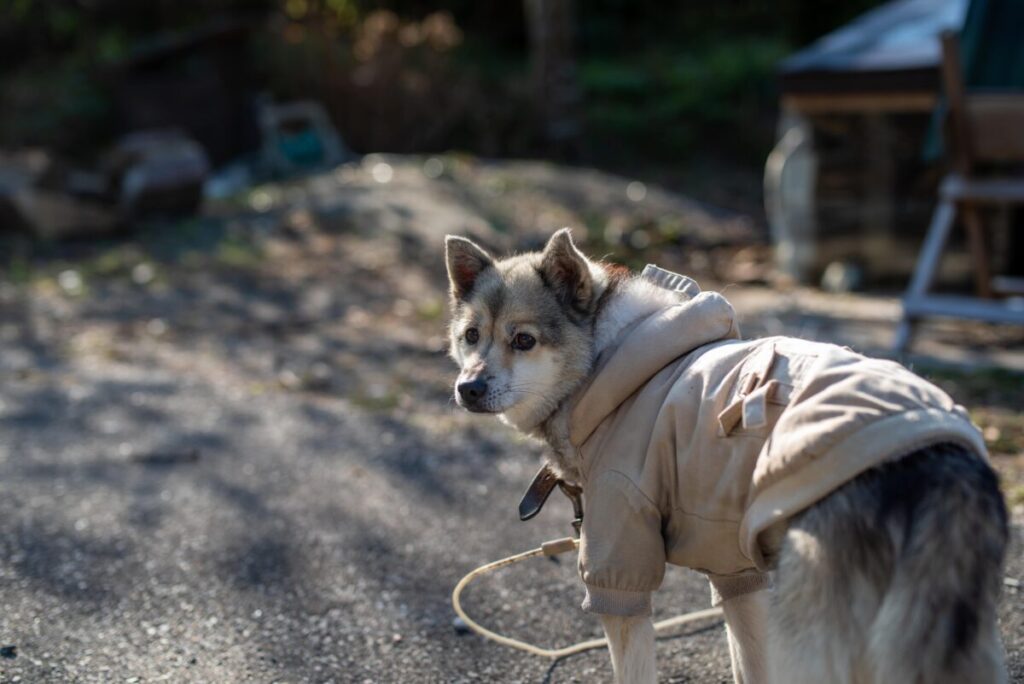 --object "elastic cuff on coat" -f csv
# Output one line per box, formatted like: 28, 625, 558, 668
708, 571, 772, 607
582, 585, 652, 617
